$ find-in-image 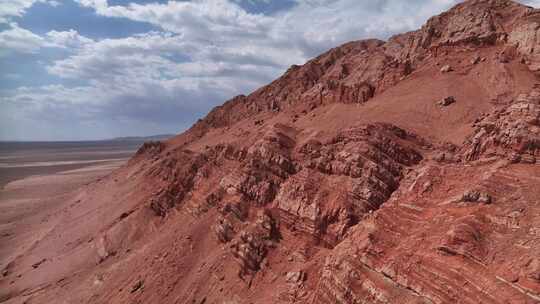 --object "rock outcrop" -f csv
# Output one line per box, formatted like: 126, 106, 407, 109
229, 210, 280, 278
462, 84, 540, 162
312, 160, 540, 304
4, 1, 540, 304
147, 150, 208, 216
274, 124, 423, 246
